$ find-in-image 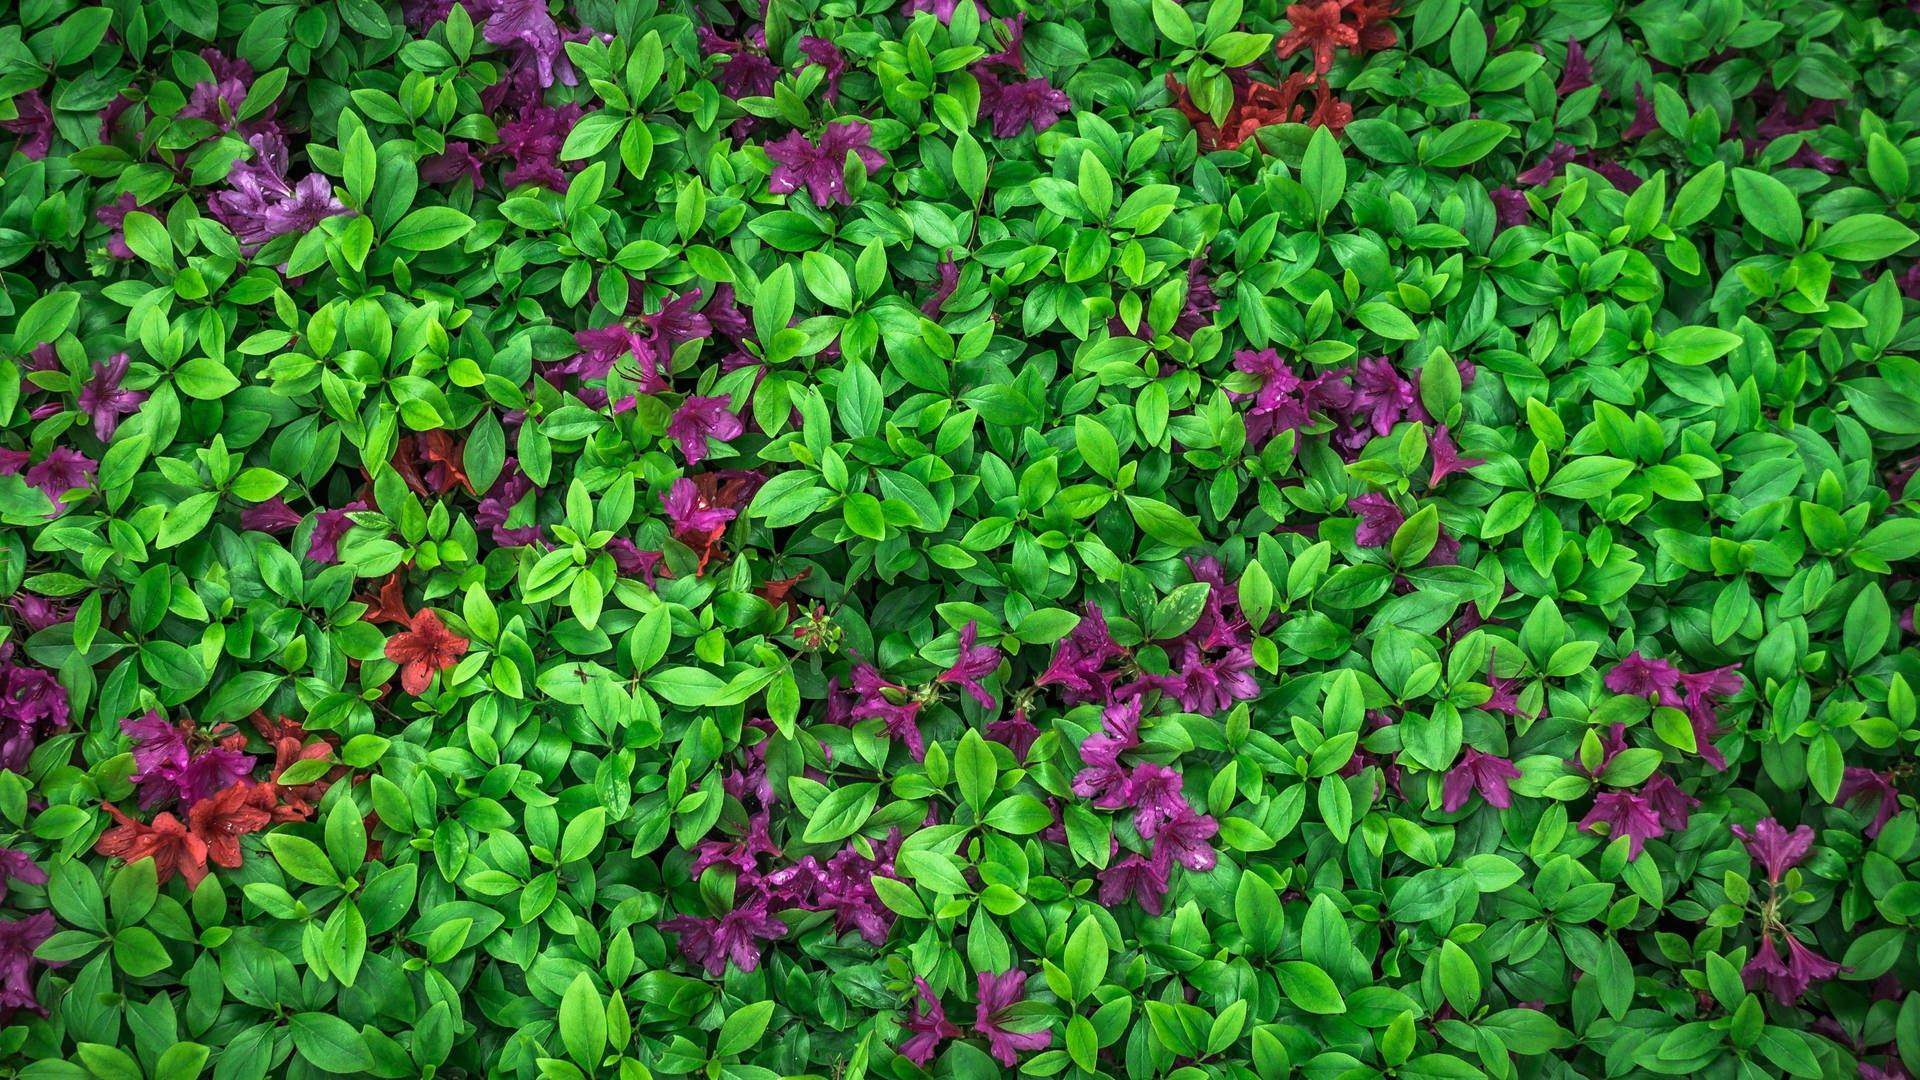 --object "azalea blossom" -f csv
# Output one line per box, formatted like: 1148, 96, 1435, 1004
1731, 818, 1814, 884
1441, 748, 1521, 812
1277, 1, 1358, 78
973, 971, 1052, 1067
898, 976, 961, 1064
1578, 791, 1664, 860
765, 122, 887, 207
384, 609, 471, 695
936, 621, 1001, 708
